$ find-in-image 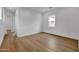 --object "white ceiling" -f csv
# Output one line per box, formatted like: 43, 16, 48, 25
6, 7, 56, 13
5, 7, 16, 12
19, 7, 56, 13
26, 7, 55, 12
